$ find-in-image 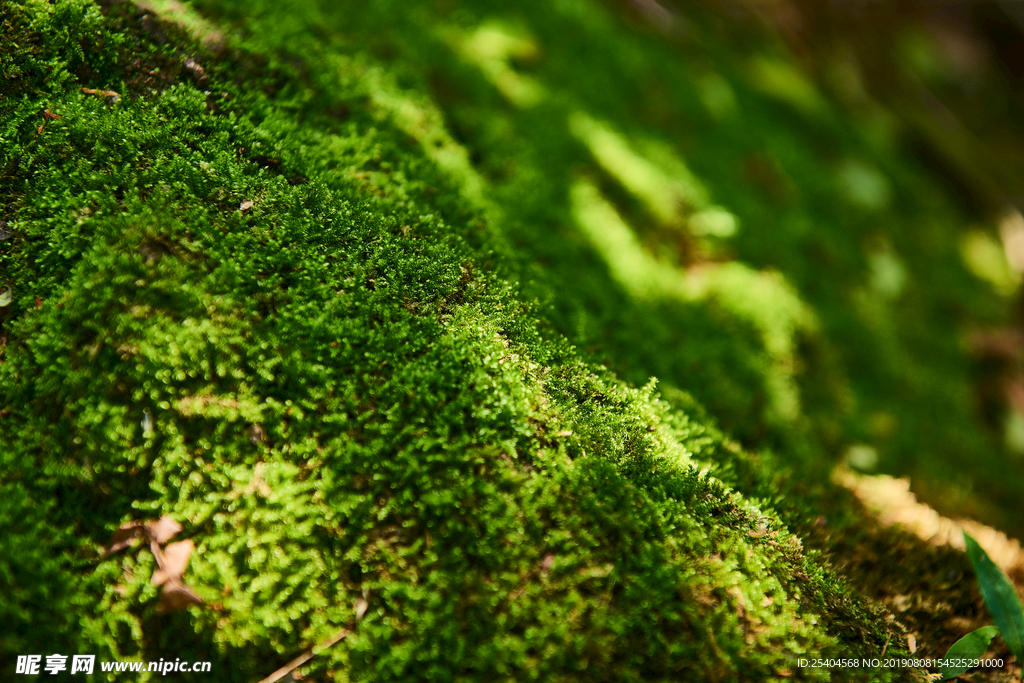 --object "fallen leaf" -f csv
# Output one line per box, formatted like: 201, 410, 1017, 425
103, 516, 205, 612
151, 539, 194, 586
907, 633, 916, 654
158, 579, 203, 612
555, 430, 573, 437
355, 598, 369, 621
146, 515, 183, 544
104, 521, 146, 556
239, 200, 254, 211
